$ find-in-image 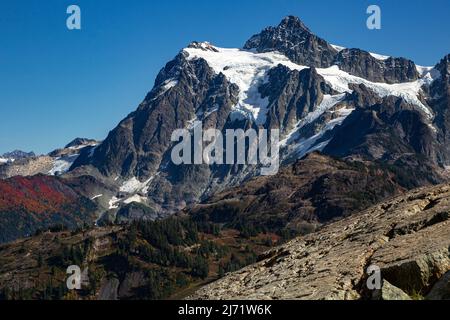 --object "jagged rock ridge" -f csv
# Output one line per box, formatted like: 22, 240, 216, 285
245, 16, 420, 84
